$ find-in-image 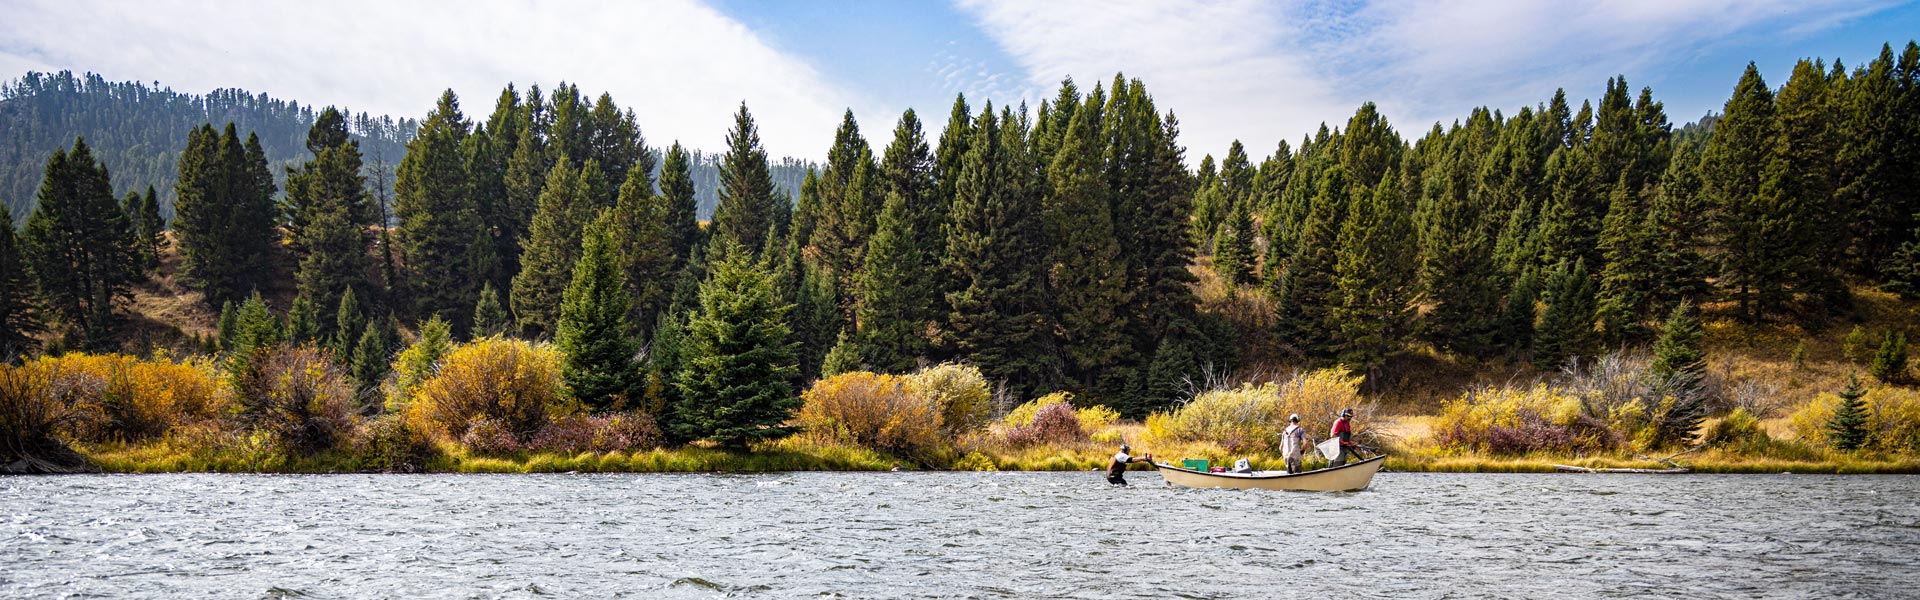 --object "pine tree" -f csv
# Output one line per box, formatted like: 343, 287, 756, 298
1535, 146, 1601, 271
1493, 270, 1539, 361
216, 301, 238, 352
1643, 301, 1709, 448
349, 320, 393, 394
789, 255, 842, 381
1838, 45, 1915, 277
1045, 95, 1133, 394
396, 90, 481, 331
645, 309, 689, 434
1333, 168, 1417, 373
1644, 141, 1714, 313
811, 111, 881, 297
850, 110, 944, 374
1533, 260, 1596, 369
0, 209, 43, 361
819, 331, 866, 378
20, 138, 139, 347
1762, 58, 1846, 309
331, 286, 365, 360
934, 94, 974, 212
510, 158, 598, 337
584, 93, 649, 203
658, 143, 701, 270
135, 186, 164, 268
943, 105, 1064, 400
174, 124, 278, 309
1649, 300, 1707, 391
711, 103, 777, 258
855, 192, 931, 373
120, 191, 153, 274
1844, 325, 1873, 365
1705, 64, 1792, 321
1595, 177, 1657, 343
1103, 76, 1201, 411
603, 160, 677, 337
225, 291, 282, 383
1214, 199, 1256, 286
1826, 375, 1871, 451
1416, 116, 1503, 357
498, 120, 549, 294
1273, 166, 1346, 360
672, 246, 799, 449
287, 294, 320, 346
289, 129, 372, 330
557, 212, 638, 410
880, 109, 945, 272
1871, 330, 1910, 384
472, 281, 508, 338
